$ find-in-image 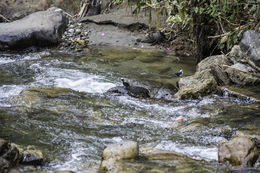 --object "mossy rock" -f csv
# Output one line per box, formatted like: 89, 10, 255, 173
178, 118, 210, 133
9, 87, 74, 112
176, 70, 217, 99
225, 66, 260, 86
197, 55, 230, 72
